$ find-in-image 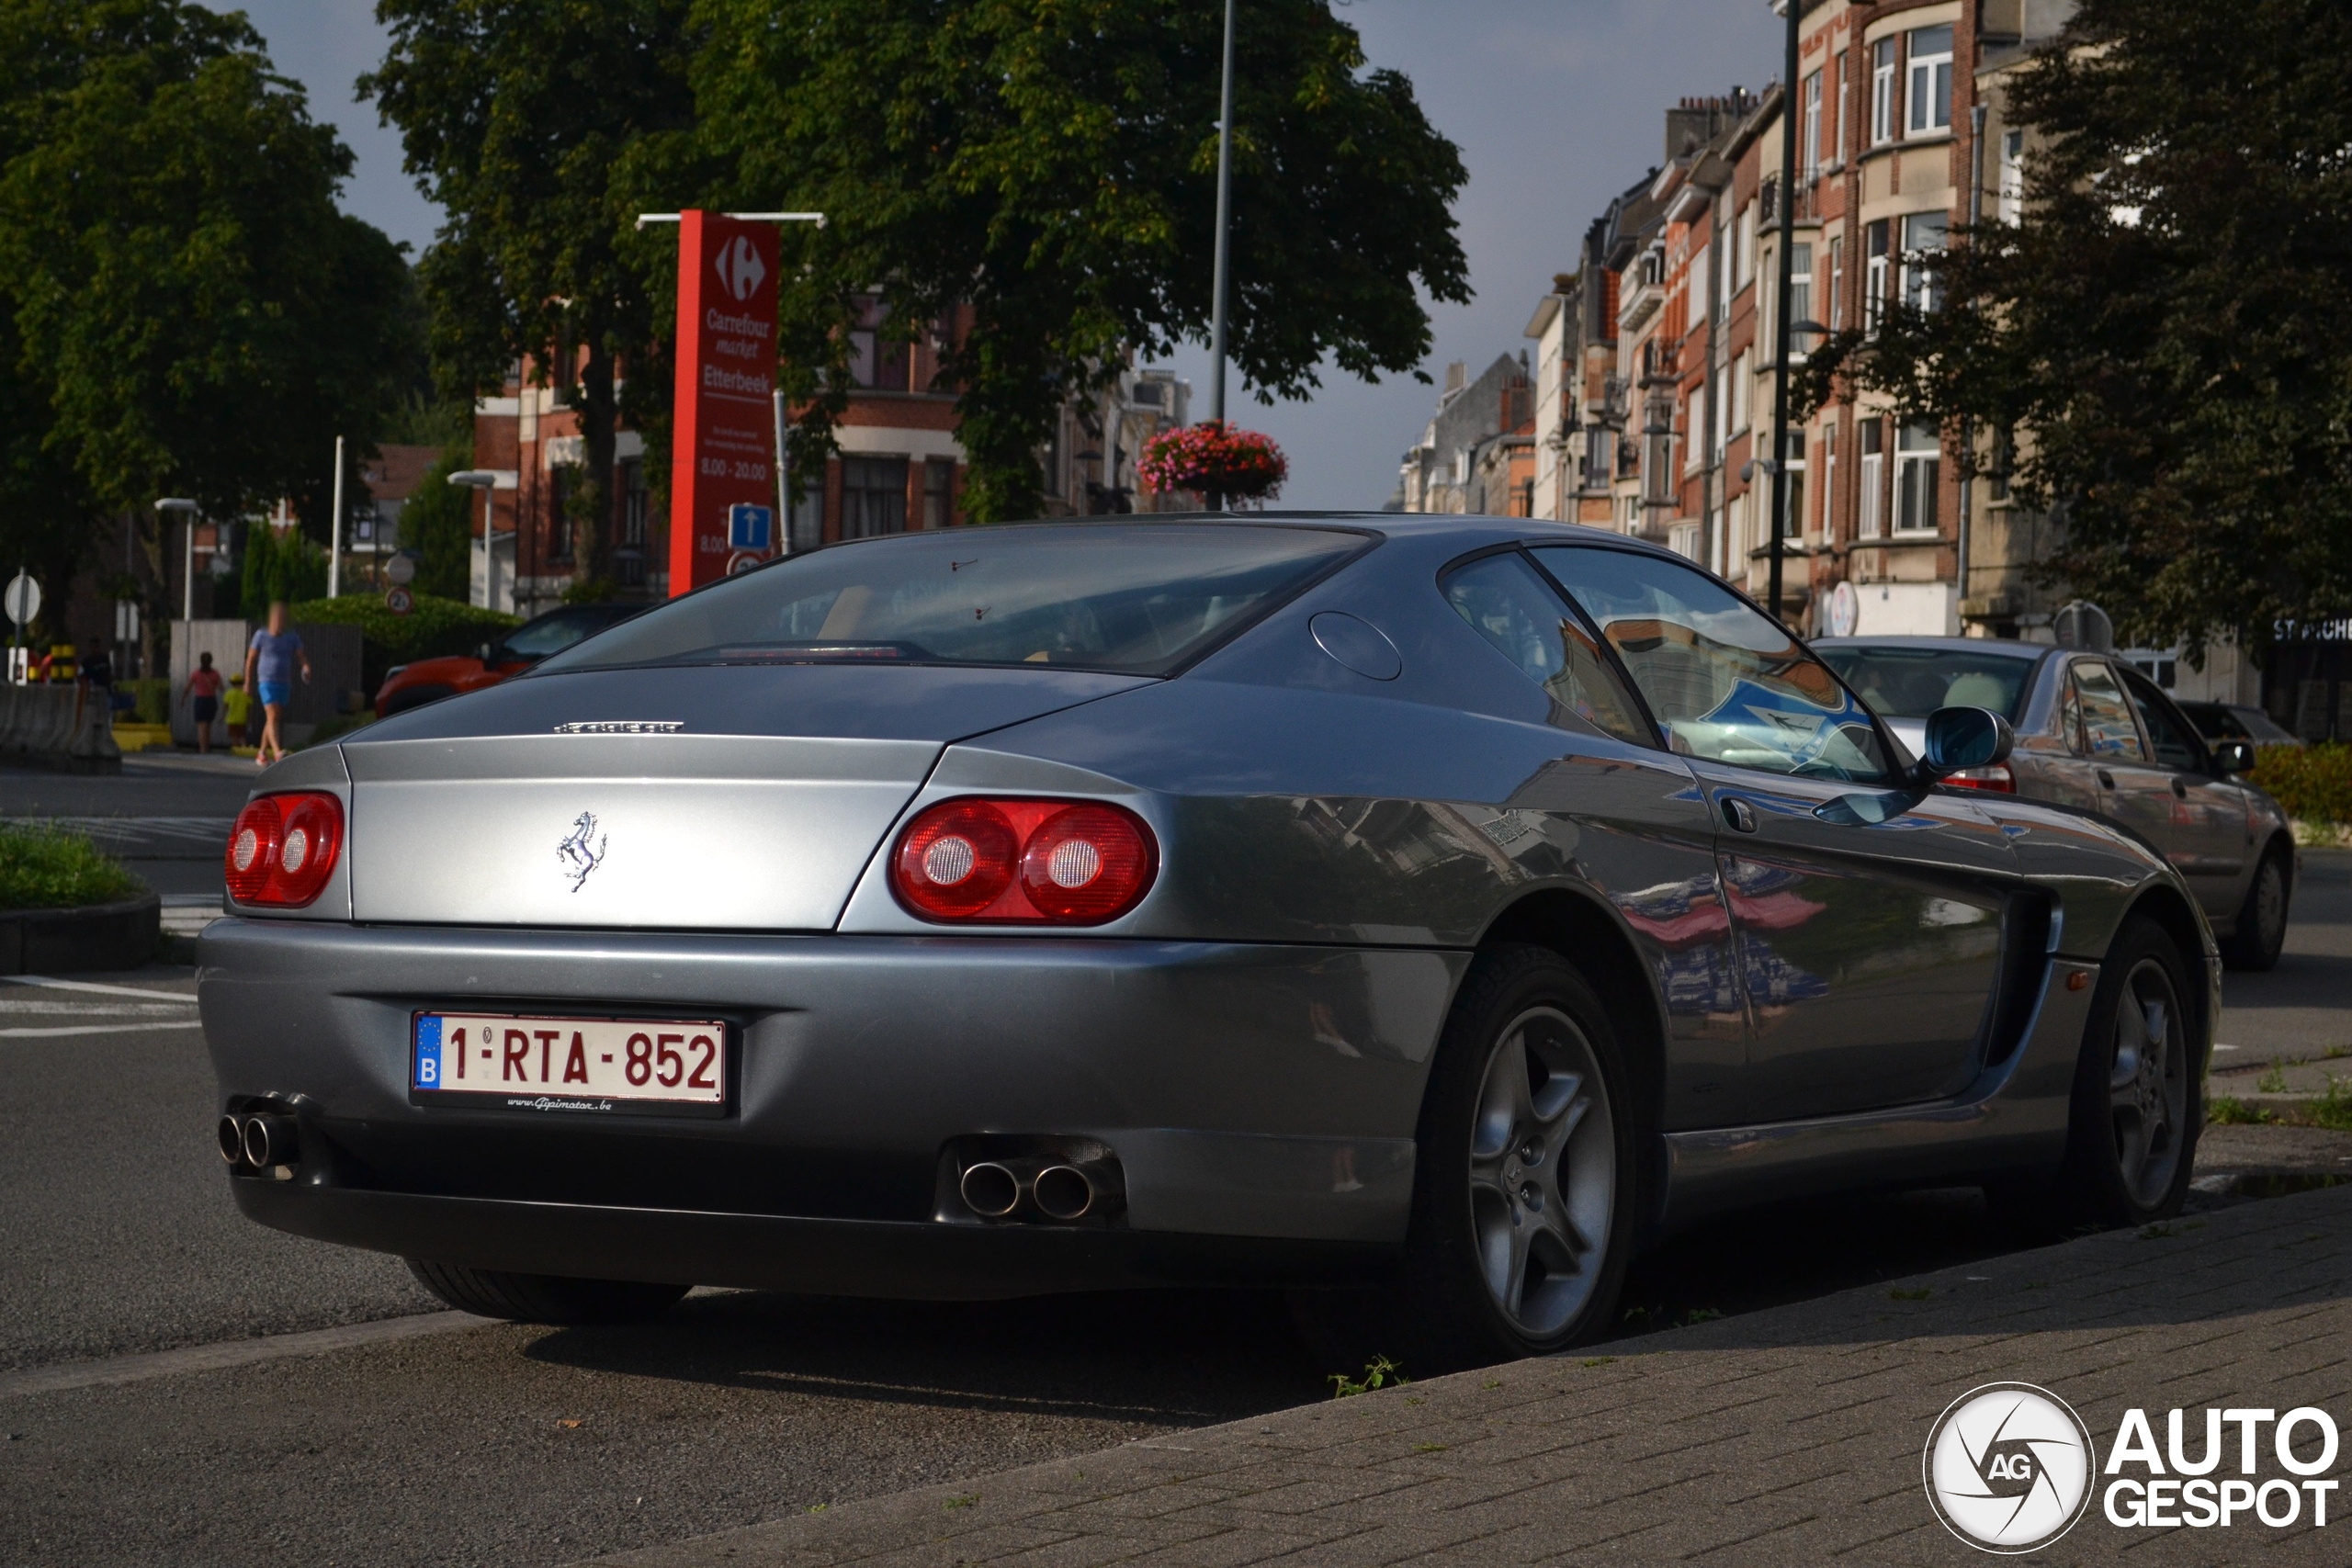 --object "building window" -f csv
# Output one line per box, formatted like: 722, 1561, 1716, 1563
841, 456, 910, 538
788, 470, 824, 554
1999, 130, 2025, 223
1730, 350, 1750, 434
1669, 520, 1701, 561
1780, 431, 1805, 541
1833, 52, 1848, 164
1859, 418, 1884, 538
1803, 70, 1824, 179
849, 298, 911, 391
1818, 420, 1837, 541
548, 465, 575, 562
1894, 422, 1939, 534
1989, 423, 2014, 503
922, 458, 956, 528
1907, 26, 1953, 137
1864, 220, 1890, 333
1901, 211, 1950, 312
1827, 234, 1843, 330
1788, 242, 1814, 355
1871, 37, 1898, 146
